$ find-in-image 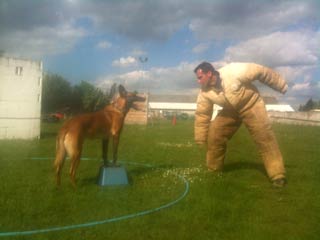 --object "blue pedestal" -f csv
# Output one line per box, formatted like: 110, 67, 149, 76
98, 166, 129, 186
